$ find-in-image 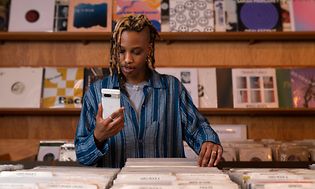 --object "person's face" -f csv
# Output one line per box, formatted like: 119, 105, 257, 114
119, 28, 151, 84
